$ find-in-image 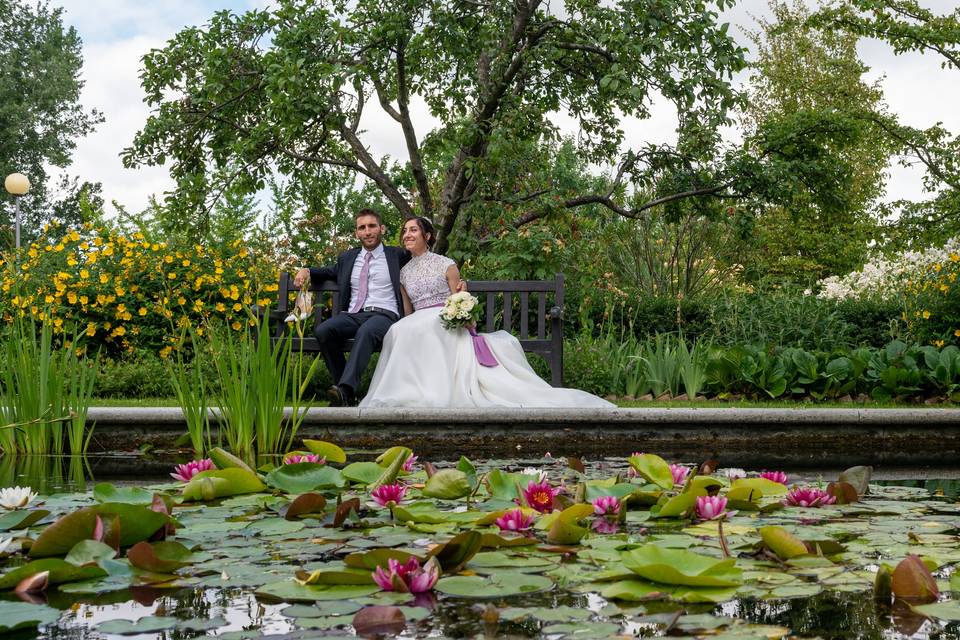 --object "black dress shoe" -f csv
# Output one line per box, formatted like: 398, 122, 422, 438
326, 384, 355, 407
